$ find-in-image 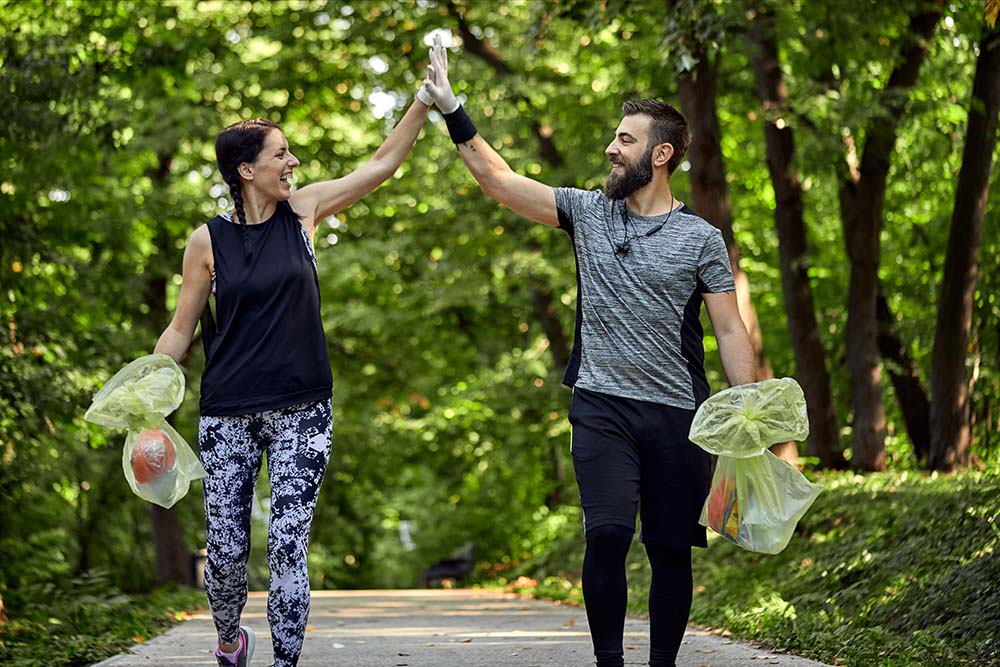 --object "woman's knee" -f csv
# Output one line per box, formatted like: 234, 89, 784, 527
206, 549, 250, 581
